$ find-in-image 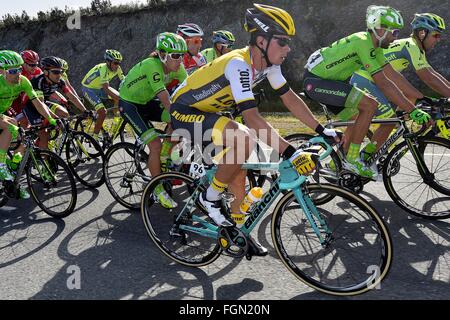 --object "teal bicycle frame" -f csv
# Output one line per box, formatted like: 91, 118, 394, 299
175, 137, 333, 245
